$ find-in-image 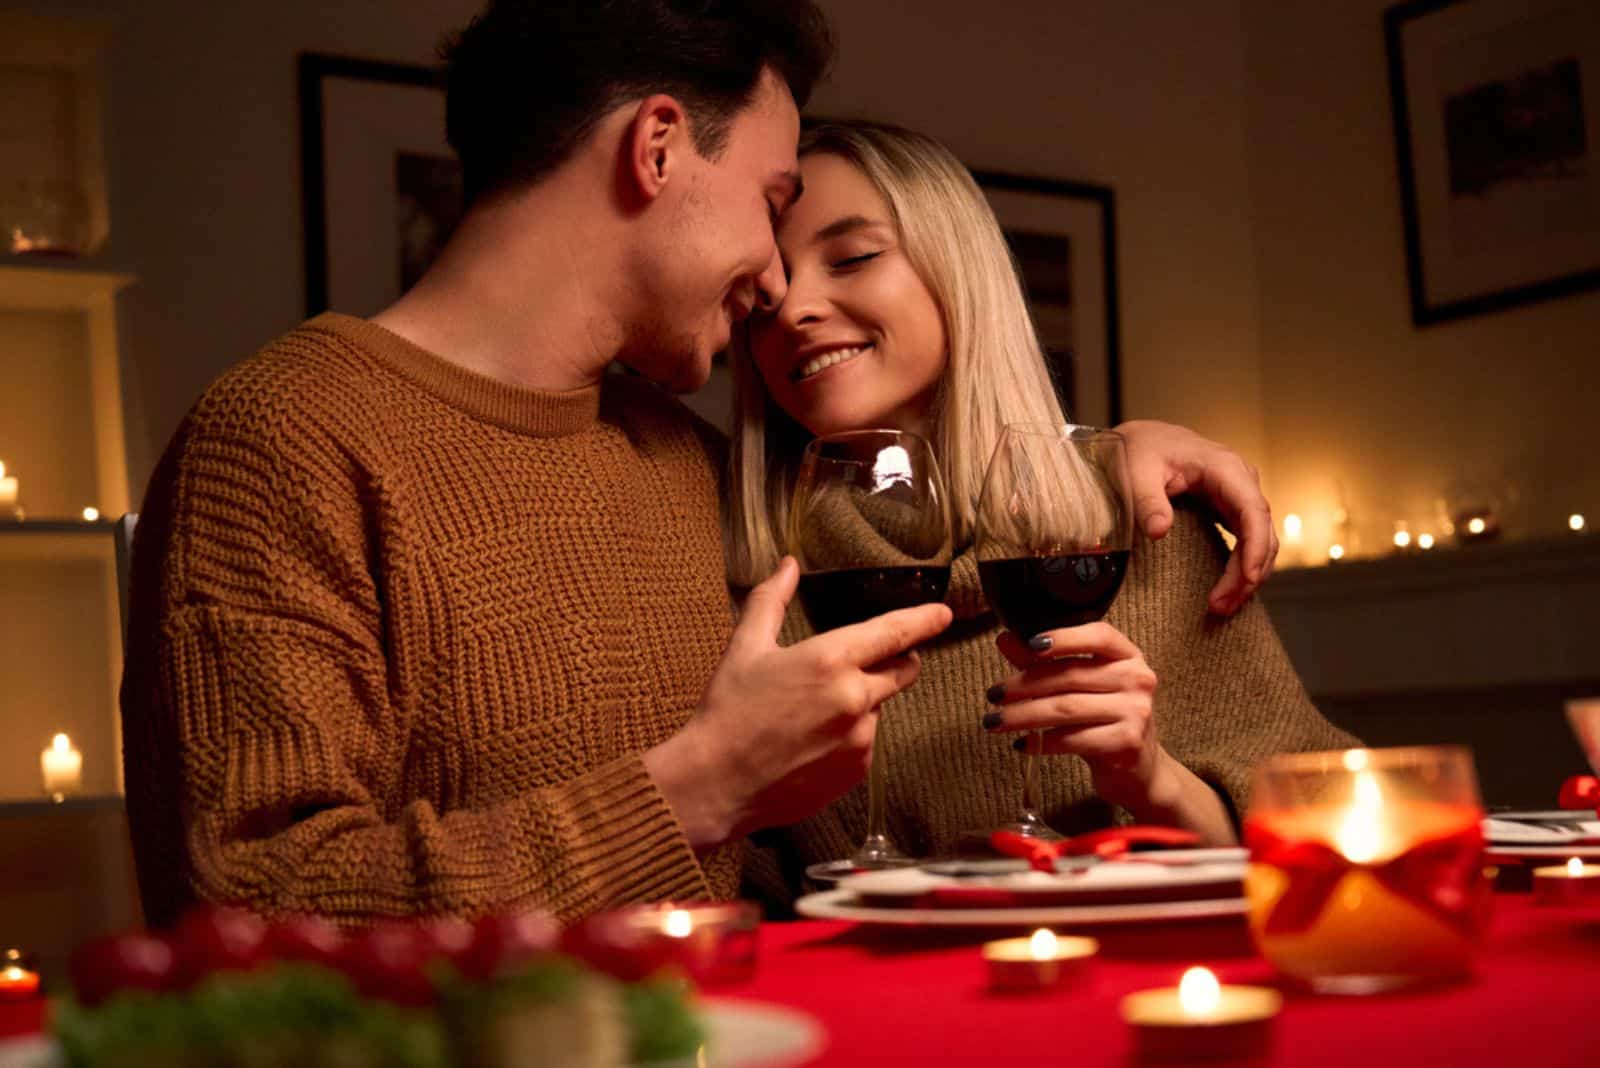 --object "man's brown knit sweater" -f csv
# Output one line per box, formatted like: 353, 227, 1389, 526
121, 314, 743, 927
746, 508, 1359, 903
